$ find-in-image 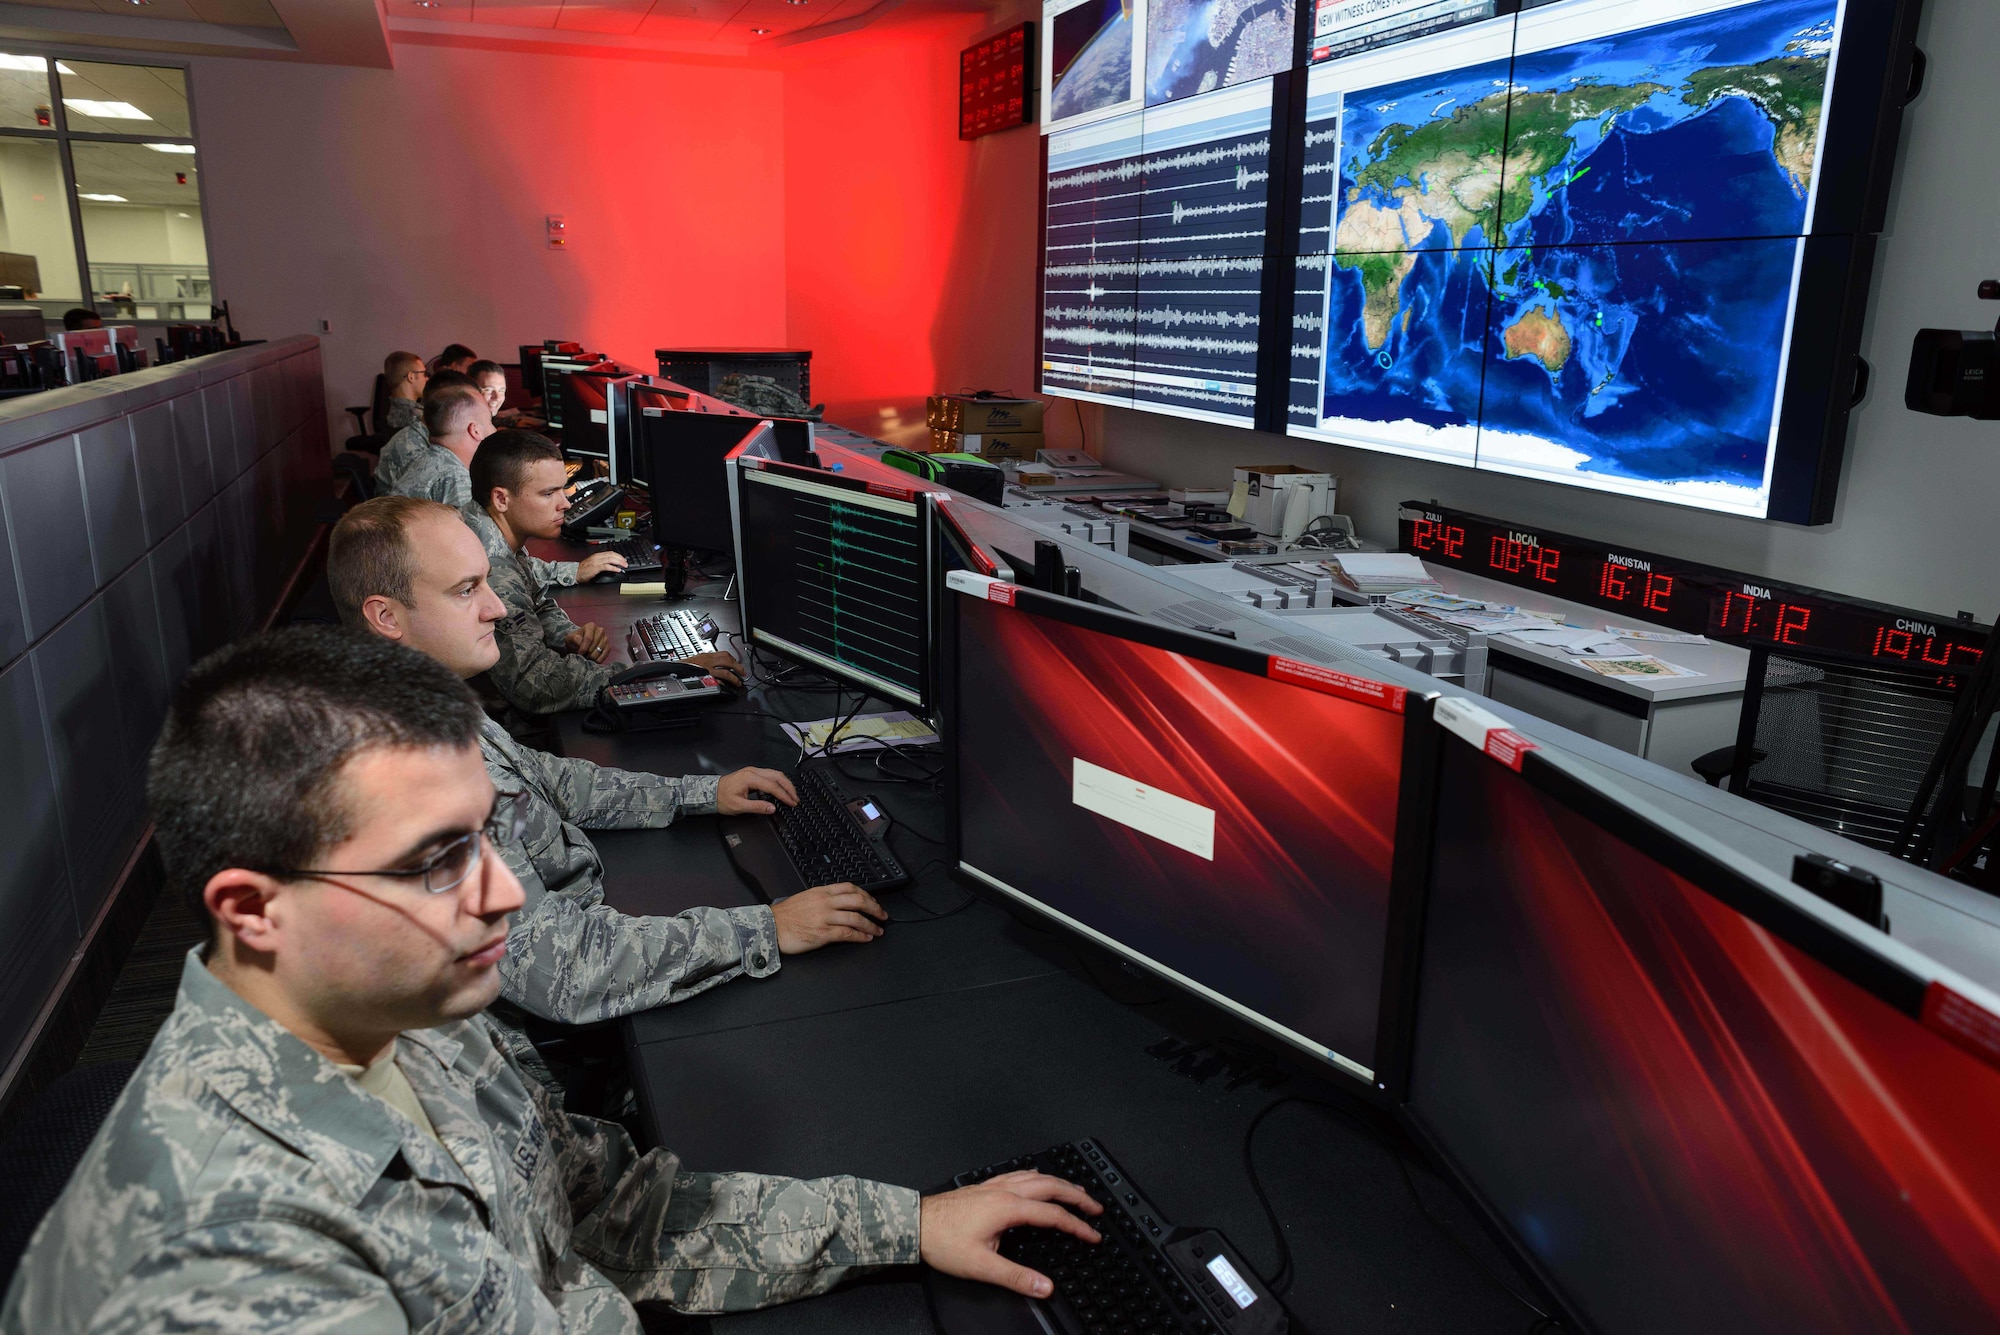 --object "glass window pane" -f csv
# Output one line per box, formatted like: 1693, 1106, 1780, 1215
72, 141, 206, 320
0, 52, 56, 131
0, 137, 80, 306
59, 61, 189, 137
